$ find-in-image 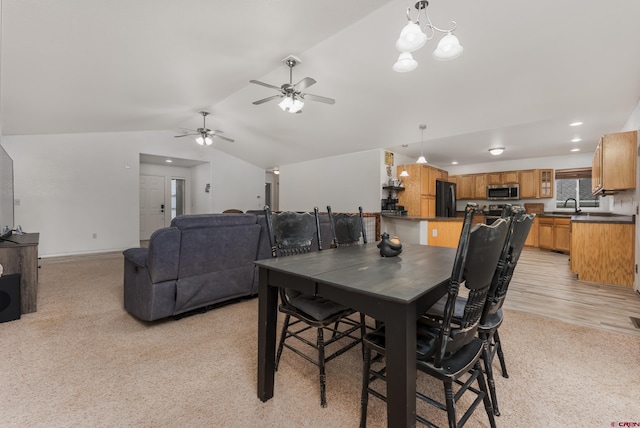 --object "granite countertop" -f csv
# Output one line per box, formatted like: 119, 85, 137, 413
538, 212, 635, 224
381, 214, 462, 222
